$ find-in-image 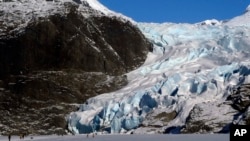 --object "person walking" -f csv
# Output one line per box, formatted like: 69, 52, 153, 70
8, 134, 11, 141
